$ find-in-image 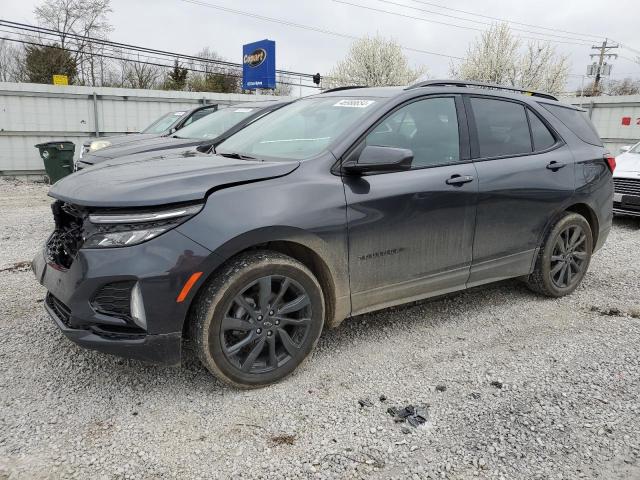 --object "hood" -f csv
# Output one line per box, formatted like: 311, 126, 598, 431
50, 150, 300, 208
614, 151, 640, 175
83, 133, 159, 150
84, 136, 202, 162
